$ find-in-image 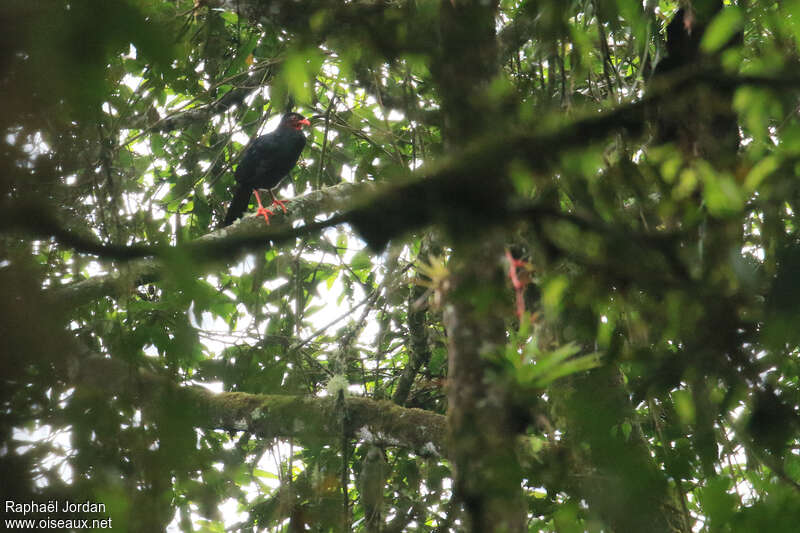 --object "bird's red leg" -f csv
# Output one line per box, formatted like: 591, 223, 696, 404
253, 189, 273, 225
268, 189, 289, 214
